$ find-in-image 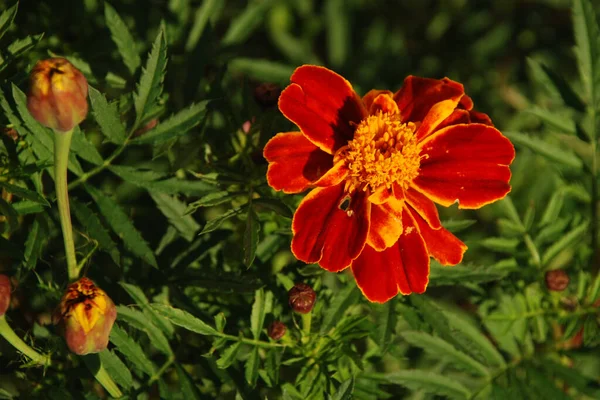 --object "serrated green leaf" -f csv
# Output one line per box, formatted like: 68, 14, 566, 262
250, 288, 273, 340
22, 215, 48, 271
85, 185, 157, 267
382, 370, 471, 400
185, 0, 224, 51
216, 341, 242, 369
0, 197, 18, 232
0, 181, 48, 206
98, 349, 133, 389
186, 191, 236, 213
253, 198, 293, 219
119, 282, 174, 337
105, 2, 141, 75
373, 301, 396, 354
175, 363, 202, 400
583, 315, 600, 346
0, 3, 18, 42
109, 324, 156, 376
1, 34, 43, 72
429, 263, 508, 287
222, 0, 276, 45
150, 192, 200, 242
229, 58, 294, 84
402, 331, 489, 376
151, 303, 218, 336
134, 26, 167, 127
330, 377, 354, 400
524, 107, 576, 134
527, 57, 586, 111
131, 101, 208, 145
88, 86, 127, 144
539, 190, 565, 227
244, 206, 260, 267
479, 237, 520, 253
12, 201, 44, 216
541, 221, 588, 265
200, 206, 244, 234
503, 131, 582, 169
573, 0, 600, 116
70, 126, 103, 165
245, 346, 260, 387
71, 199, 120, 265
320, 285, 360, 335
116, 305, 172, 355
